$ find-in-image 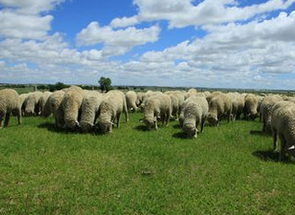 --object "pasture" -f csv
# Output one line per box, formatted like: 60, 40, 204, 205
1, 112, 295, 214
